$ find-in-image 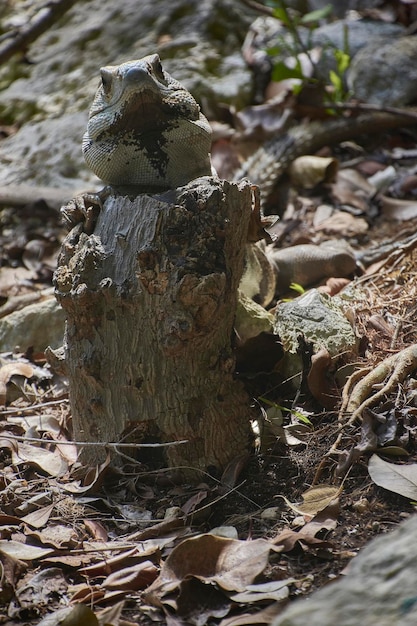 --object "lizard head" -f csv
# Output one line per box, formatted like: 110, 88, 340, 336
83, 54, 213, 188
